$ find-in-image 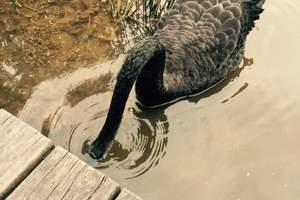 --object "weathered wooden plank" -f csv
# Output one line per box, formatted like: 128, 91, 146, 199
0, 108, 12, 124
115, 189, 143, 200
8, 147, 121, 200
6, 146, 68, 200
0, 115, 25, 149
0, 109, 53, 199
89, 177, 120, 200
